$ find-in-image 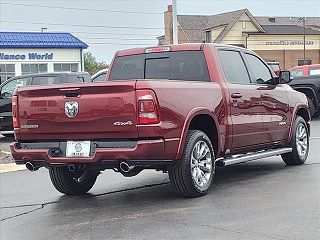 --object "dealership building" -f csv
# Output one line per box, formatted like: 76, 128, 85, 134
0, 32, 88, 84
160, 7, 320, 69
